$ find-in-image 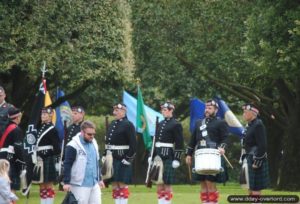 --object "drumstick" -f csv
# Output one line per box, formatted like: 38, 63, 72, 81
222, 154, 234, 169
187, 163, 192, 184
